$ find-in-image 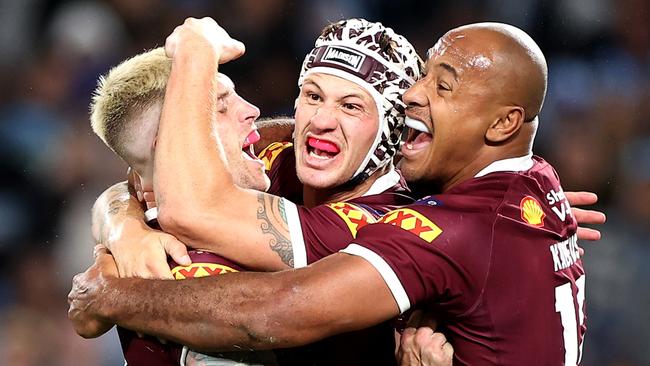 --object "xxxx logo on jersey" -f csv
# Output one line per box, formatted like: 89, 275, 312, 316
258, 142, 293, 171
379, 208, 442, 243
520, 196, 545, 227
171, 263, 238, 279
327, 202, 376, 238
